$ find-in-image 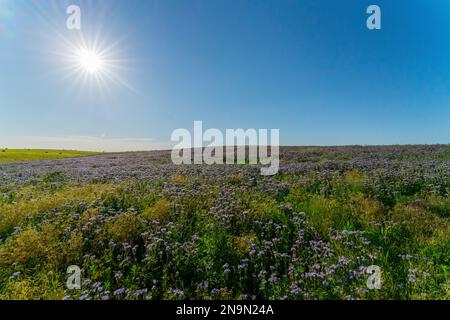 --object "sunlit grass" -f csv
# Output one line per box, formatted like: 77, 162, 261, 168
0, 149, 101, 163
